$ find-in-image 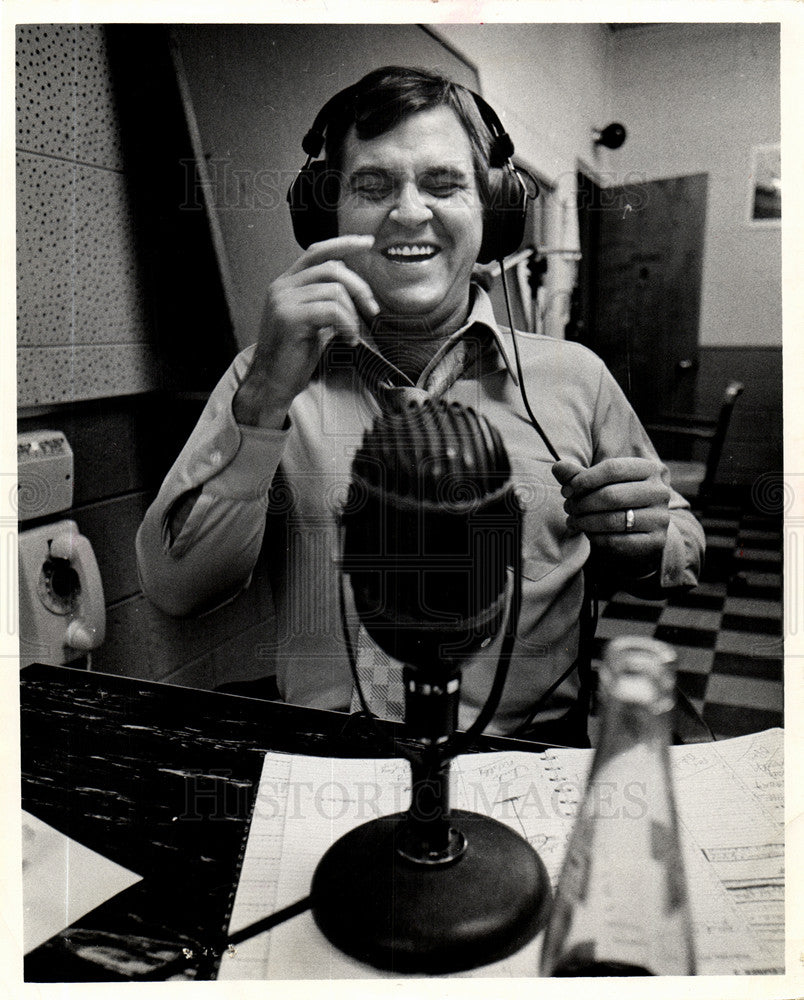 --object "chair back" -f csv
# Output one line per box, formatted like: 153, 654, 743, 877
701, 380, 744, 496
